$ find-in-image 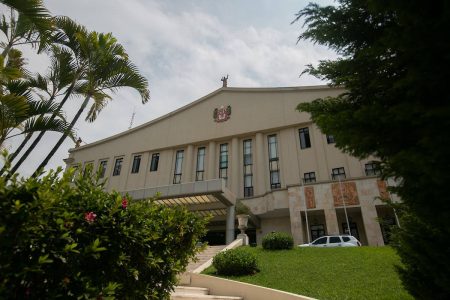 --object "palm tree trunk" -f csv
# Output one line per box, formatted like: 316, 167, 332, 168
32, 95, 91, 177
7, 84, 75, 177
0, 132, 33, 176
